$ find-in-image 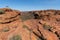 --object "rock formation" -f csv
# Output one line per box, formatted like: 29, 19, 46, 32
0, 8, 60, 40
